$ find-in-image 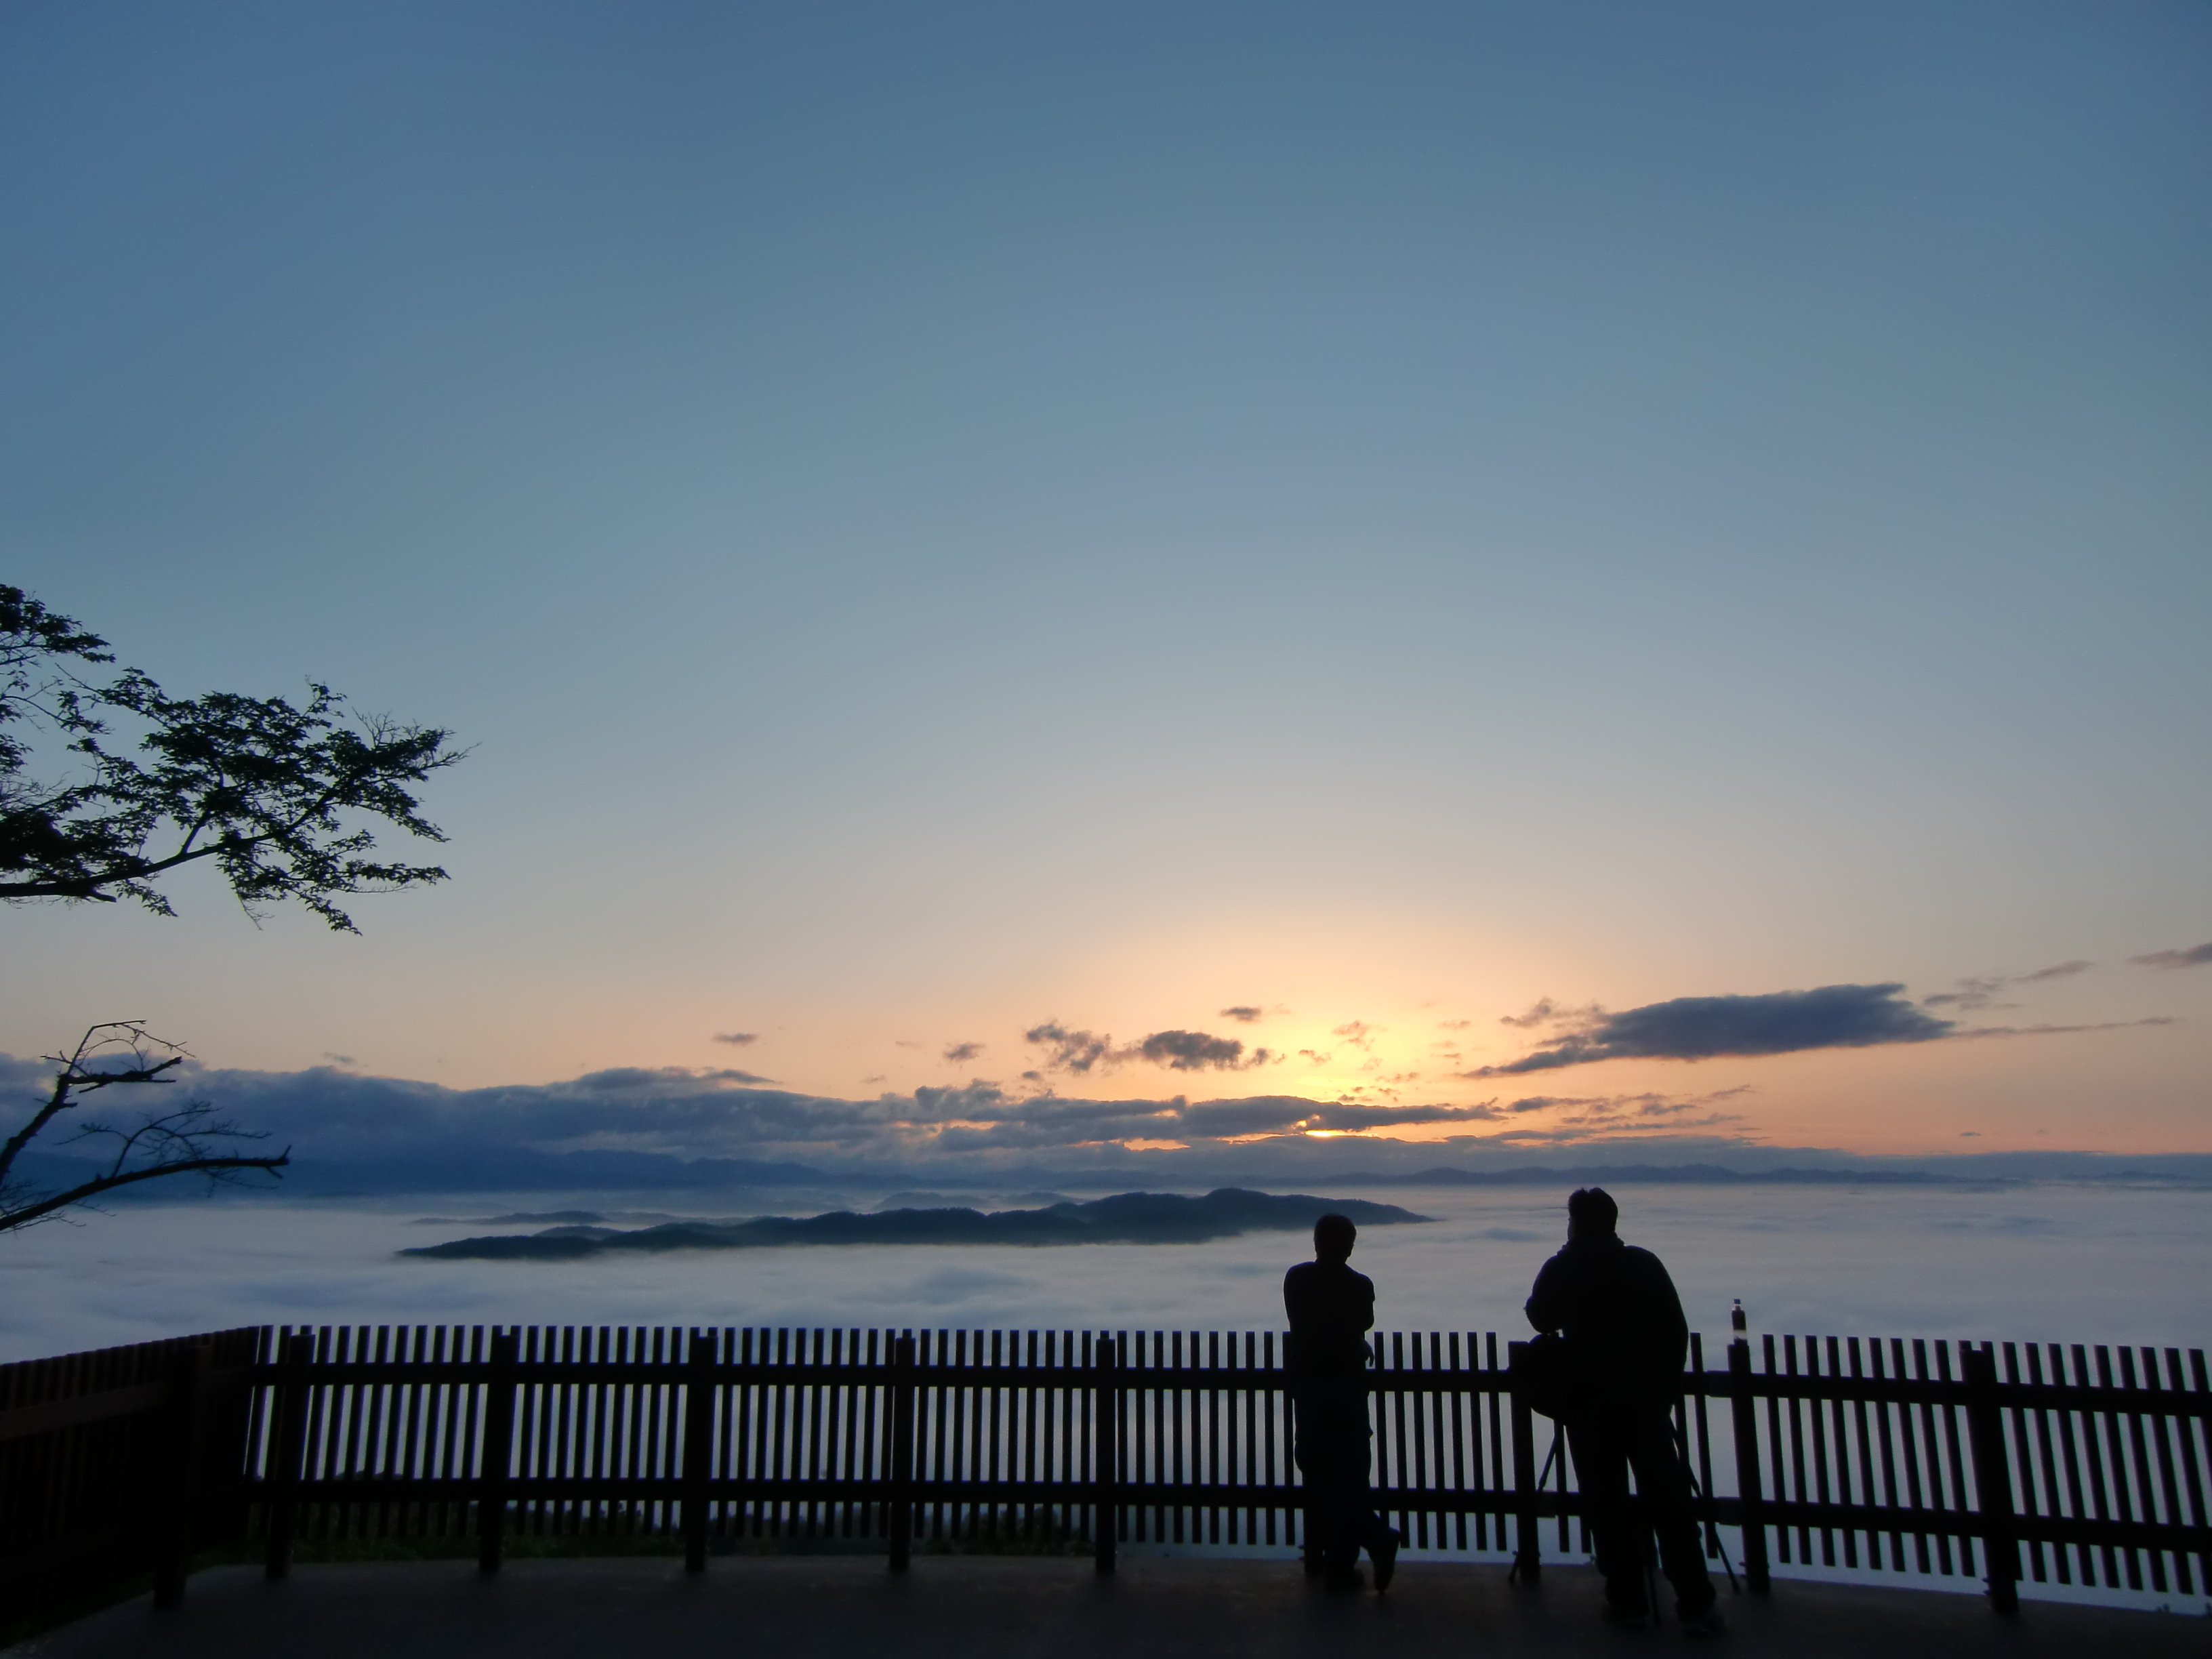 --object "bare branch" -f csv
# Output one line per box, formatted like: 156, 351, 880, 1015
0, 1021, 286, 1234
0, 1151, 290, 1234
